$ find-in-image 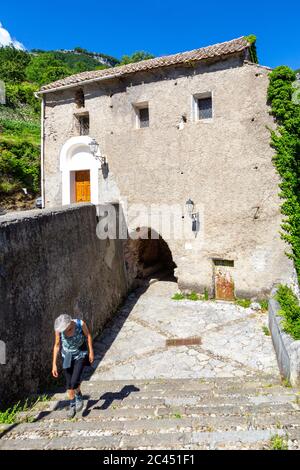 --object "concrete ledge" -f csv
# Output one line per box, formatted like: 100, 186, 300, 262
268, 288, 300, 387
